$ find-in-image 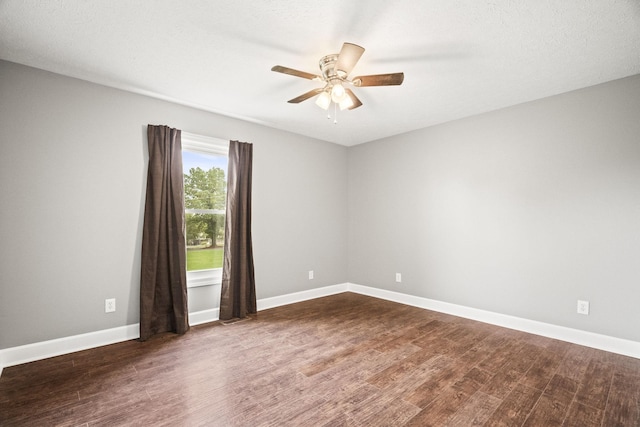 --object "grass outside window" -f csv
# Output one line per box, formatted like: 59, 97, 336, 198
186, 247, 223, 271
